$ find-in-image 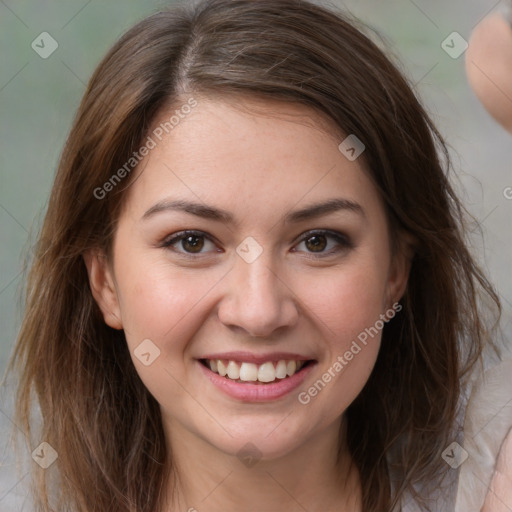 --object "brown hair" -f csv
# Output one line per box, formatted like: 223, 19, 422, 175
6, 0, 501, 510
